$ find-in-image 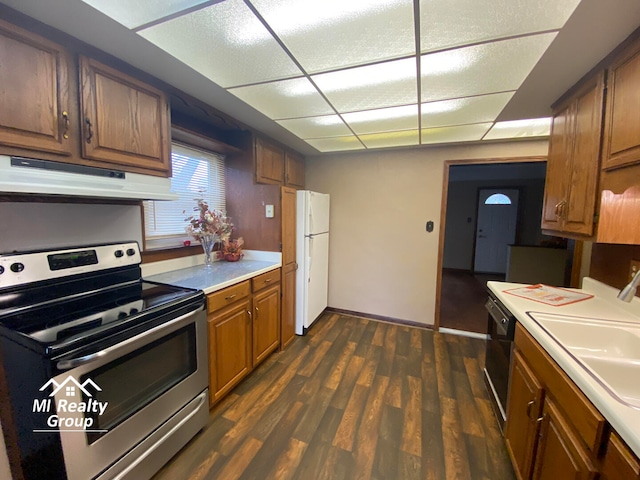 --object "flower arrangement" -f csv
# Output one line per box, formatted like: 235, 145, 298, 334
184, 198, 234, 241
222, 237, 244, 262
